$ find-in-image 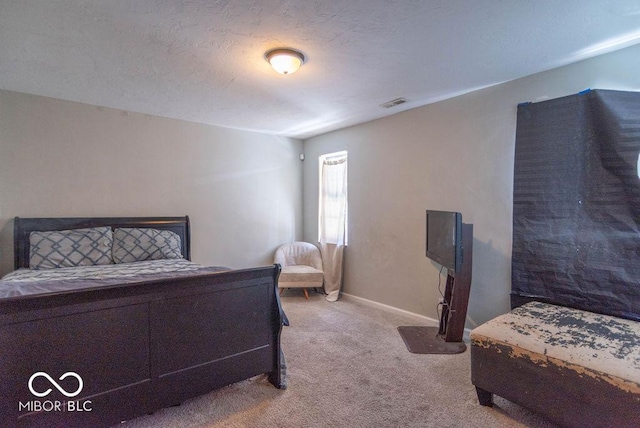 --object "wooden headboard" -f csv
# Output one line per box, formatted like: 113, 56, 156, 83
13, 216, 191, 269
